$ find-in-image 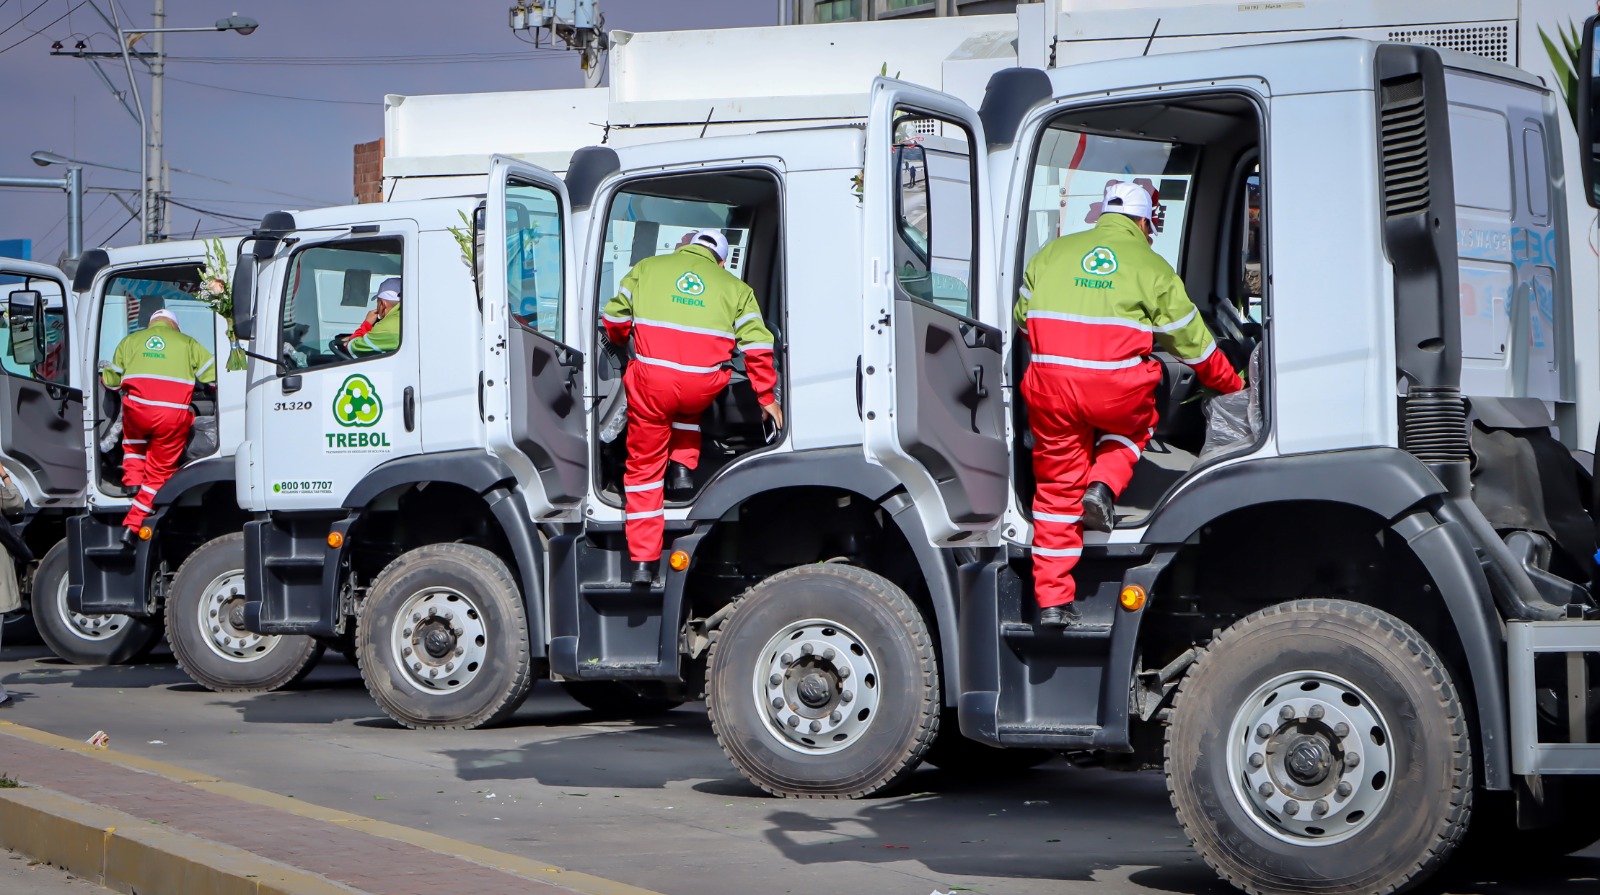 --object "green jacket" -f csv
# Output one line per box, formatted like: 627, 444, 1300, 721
102, 319, 215, 406
352, 307, 401, 356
